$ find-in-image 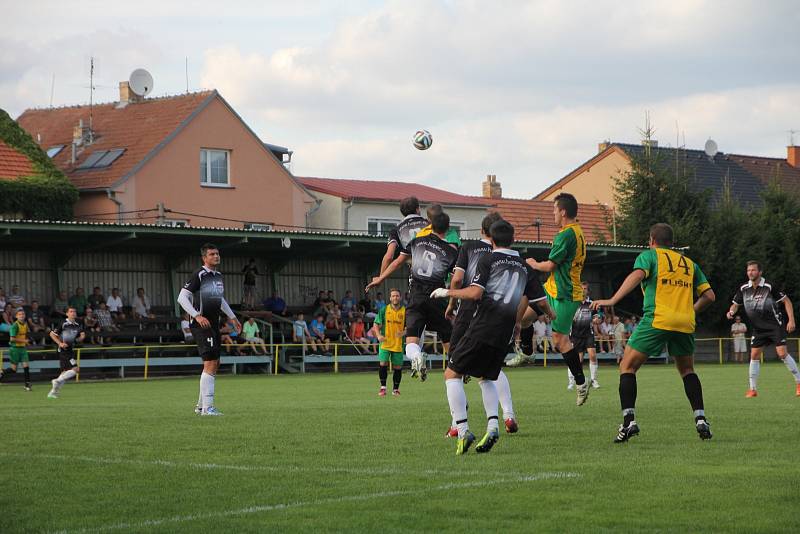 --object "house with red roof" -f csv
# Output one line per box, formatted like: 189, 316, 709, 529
298, 176, 493, 239
0, 139, 36, 180
16, 82, 316, 229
